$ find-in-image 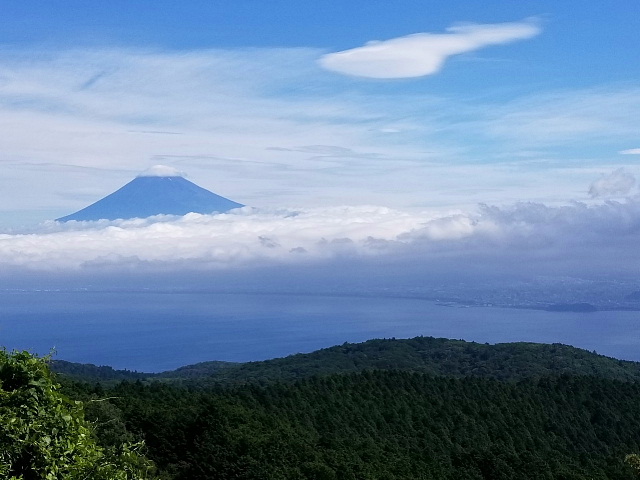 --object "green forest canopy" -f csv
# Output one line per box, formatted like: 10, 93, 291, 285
55, 337, 640, 479
4, 336, 640, 479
